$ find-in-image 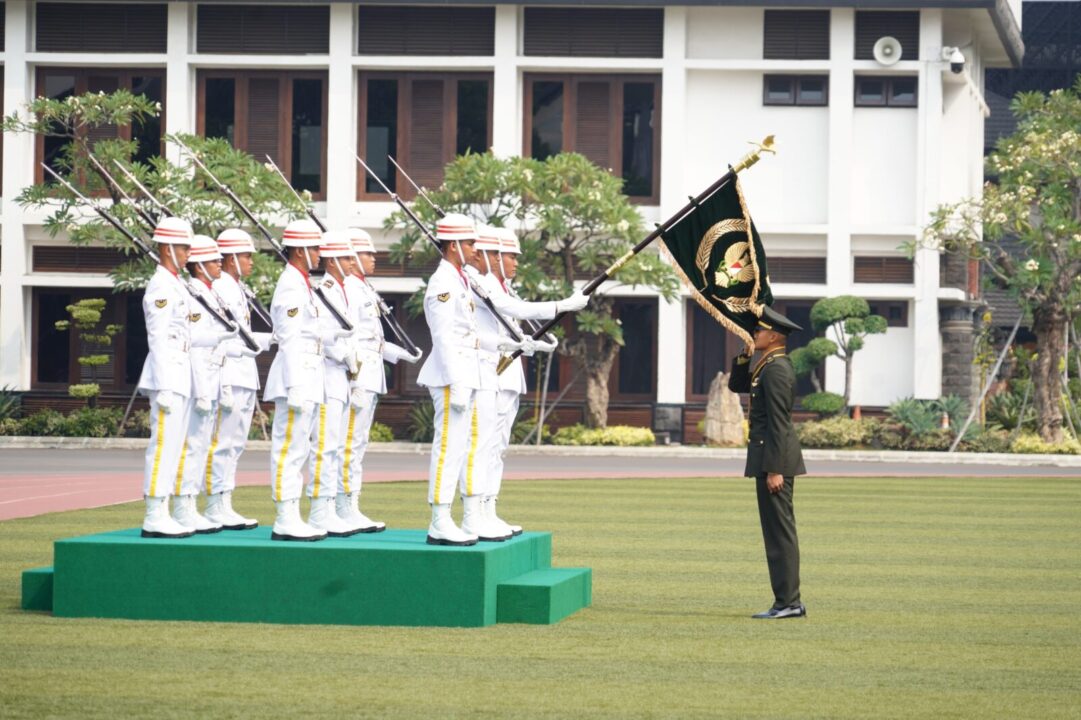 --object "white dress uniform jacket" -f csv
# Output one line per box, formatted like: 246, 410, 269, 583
473, 271, 558, 394
264, 264, 326, 404
343, 274, 387, 394
214, 272, 269, 391
138, 266, 194, 397
417, 260, 485, 390
187, 280, 229, 403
